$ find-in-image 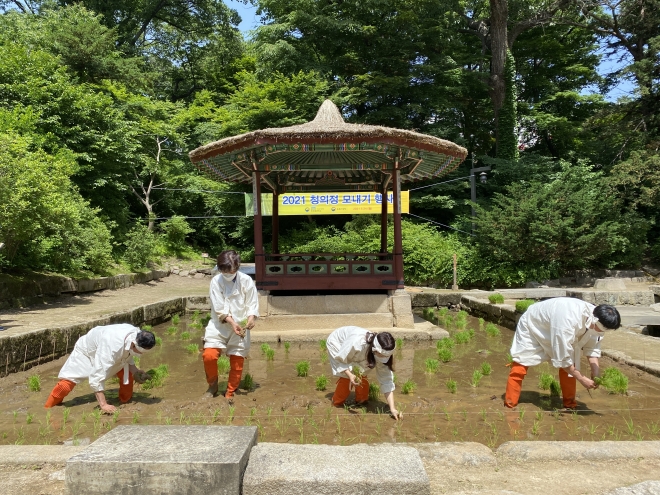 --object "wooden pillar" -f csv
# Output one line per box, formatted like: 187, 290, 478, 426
253, 171, 264, 283
272, 188, 279, 255
392, 166, 404, 288
380, 178, 388, 254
